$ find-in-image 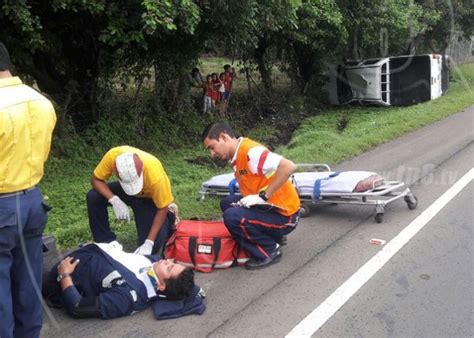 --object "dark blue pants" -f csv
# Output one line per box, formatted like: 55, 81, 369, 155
0, 187, 48, 338
86, 182, 173, 254
220, 195, 299, 260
